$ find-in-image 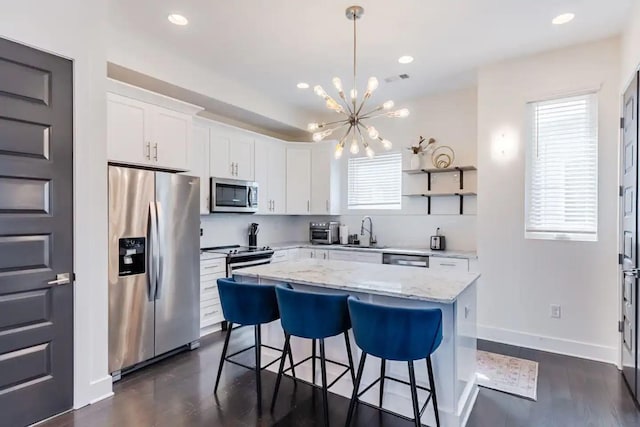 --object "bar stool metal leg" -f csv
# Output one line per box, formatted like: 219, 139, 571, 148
407, 361, 421, 427
427, 356, 440, 427
345, 352, 367, 427
379, 358, 386, 408
214, 322, 233, 393
319, 339, 330, 427
255, 324, 262, 414
344, 332, 355, 382
271, 333, 291, 411
312, 338, 317, 385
